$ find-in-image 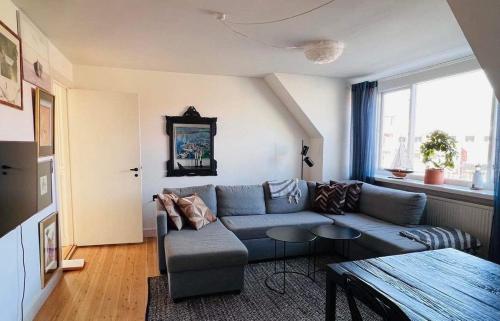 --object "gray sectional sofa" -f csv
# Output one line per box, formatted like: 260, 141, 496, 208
156, 181, 427, 300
